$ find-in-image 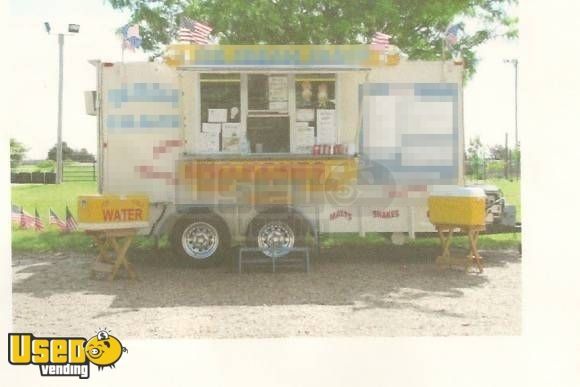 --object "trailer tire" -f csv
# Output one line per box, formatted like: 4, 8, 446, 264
171, 214, 230, 266
247, 209, 312, 258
